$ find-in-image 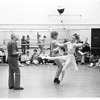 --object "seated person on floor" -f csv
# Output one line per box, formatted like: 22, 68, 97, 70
95, 58, 100, 67
24, 51, 31, 65
81, 43, 91, 64
76, 43, 91, 64
39, 48, 49, 64
30, 49, 39, 65
30, 49, 43, 65
89, 54, 100, 67
18, 54, 24, 67
0, 50, 4, 63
